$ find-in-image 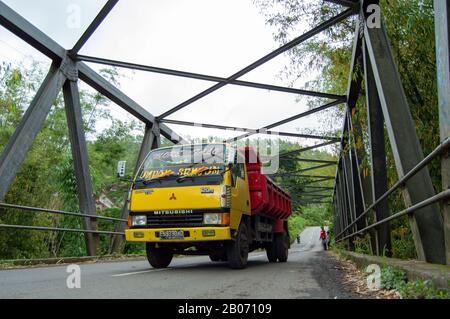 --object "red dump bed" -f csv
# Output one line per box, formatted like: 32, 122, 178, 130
239, 147, 292, 231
